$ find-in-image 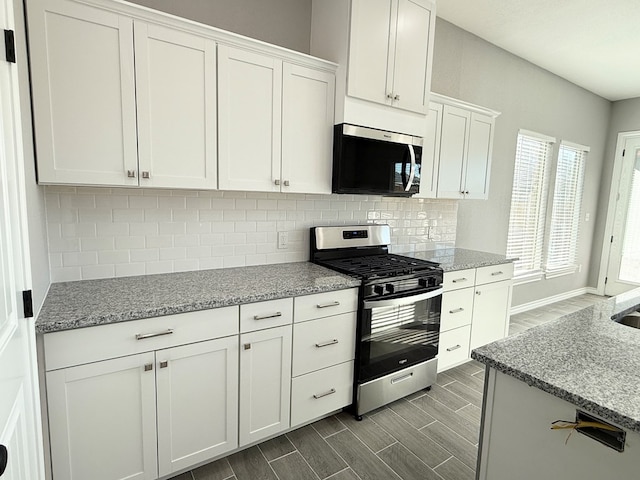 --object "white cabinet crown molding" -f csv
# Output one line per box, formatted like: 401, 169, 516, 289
430, 92, 501, 118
